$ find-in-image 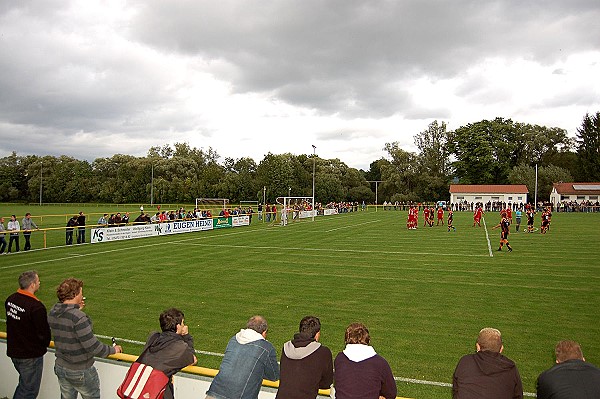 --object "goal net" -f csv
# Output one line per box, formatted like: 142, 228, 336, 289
195, 198, 229, 211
